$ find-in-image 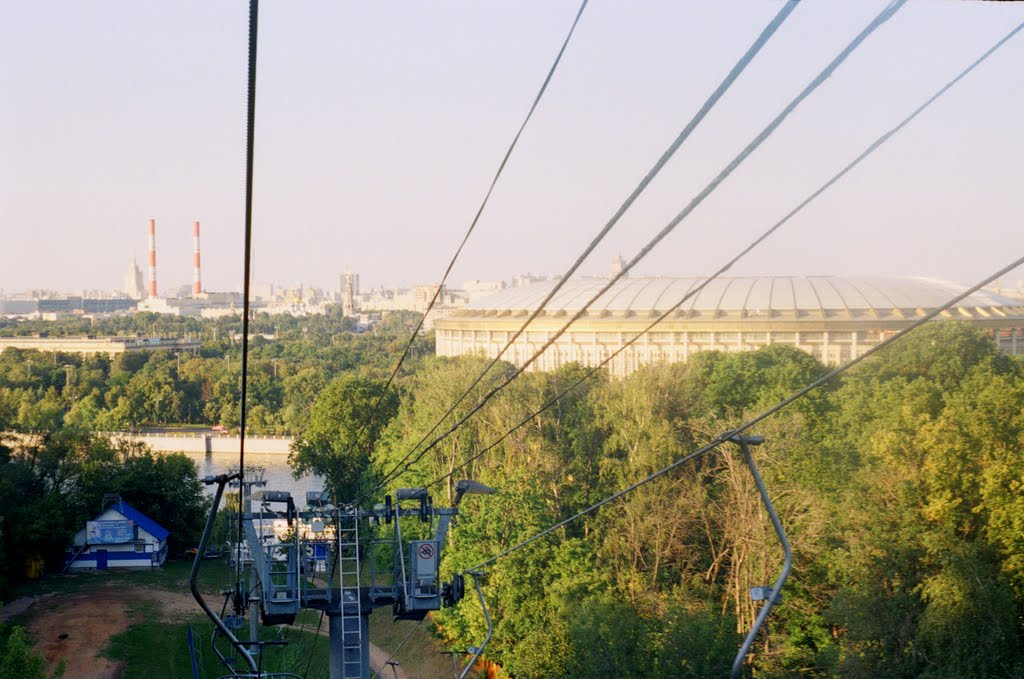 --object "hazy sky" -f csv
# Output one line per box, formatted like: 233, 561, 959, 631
2, 1, 1023, 295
